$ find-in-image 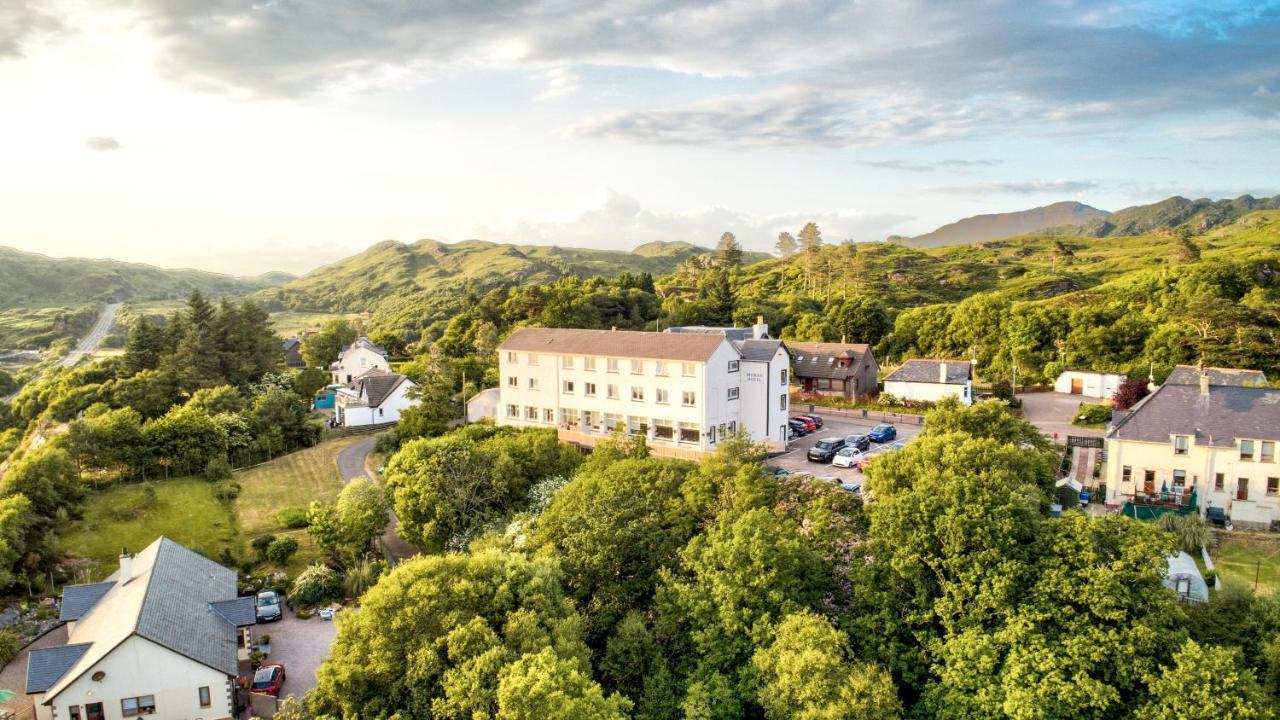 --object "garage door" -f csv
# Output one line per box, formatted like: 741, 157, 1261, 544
1070, 378, 1084, 394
